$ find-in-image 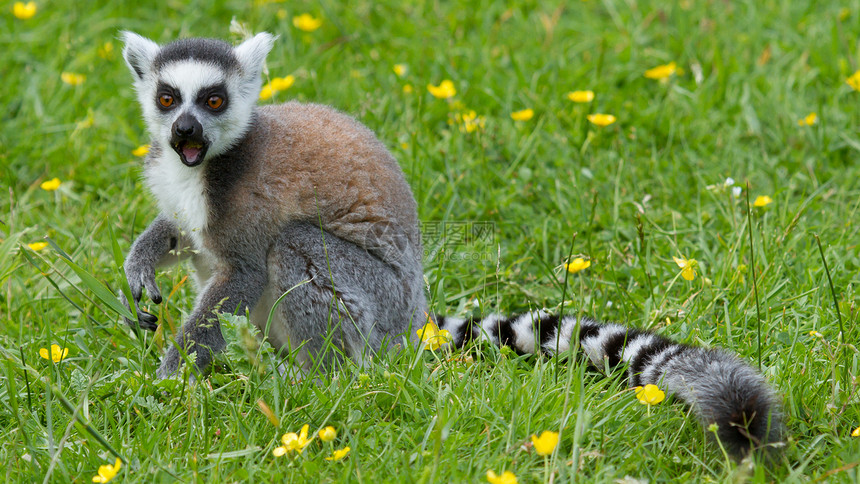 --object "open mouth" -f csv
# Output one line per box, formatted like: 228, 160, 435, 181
171, 139, 209, 167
